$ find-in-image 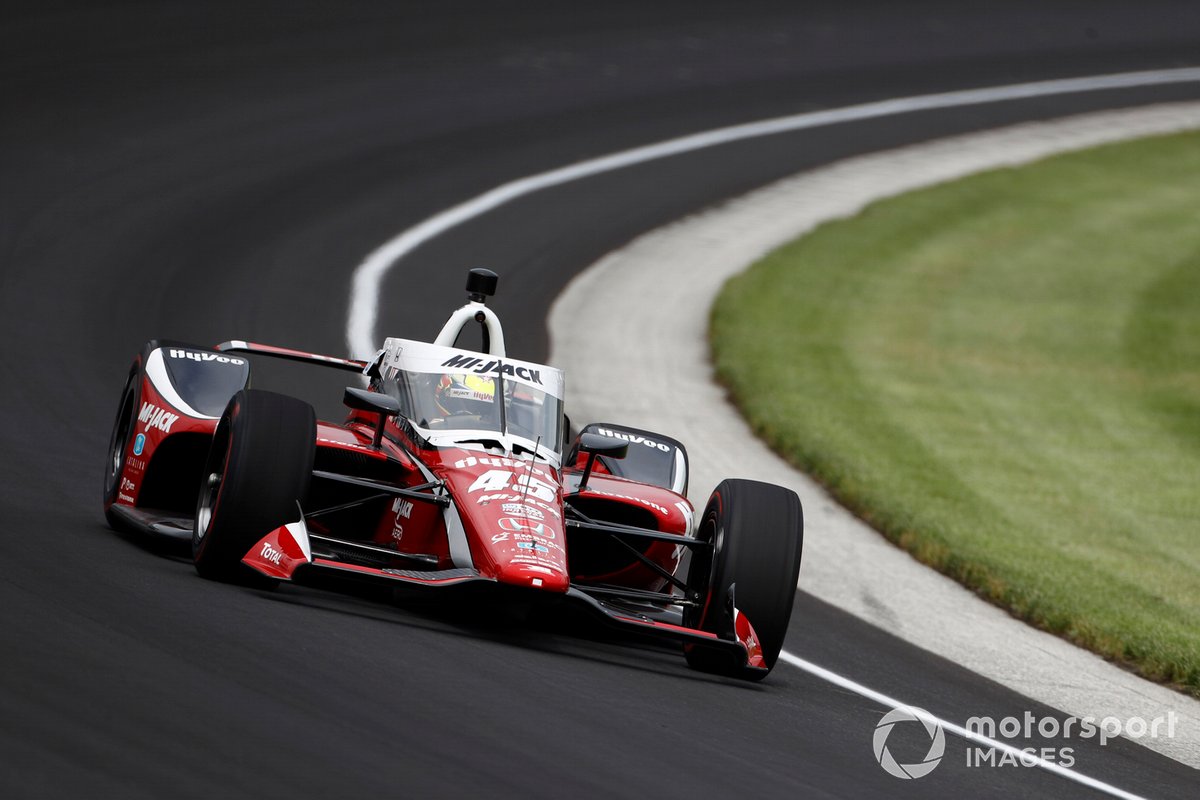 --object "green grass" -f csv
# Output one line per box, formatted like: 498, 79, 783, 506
711, 131, 1200, 695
